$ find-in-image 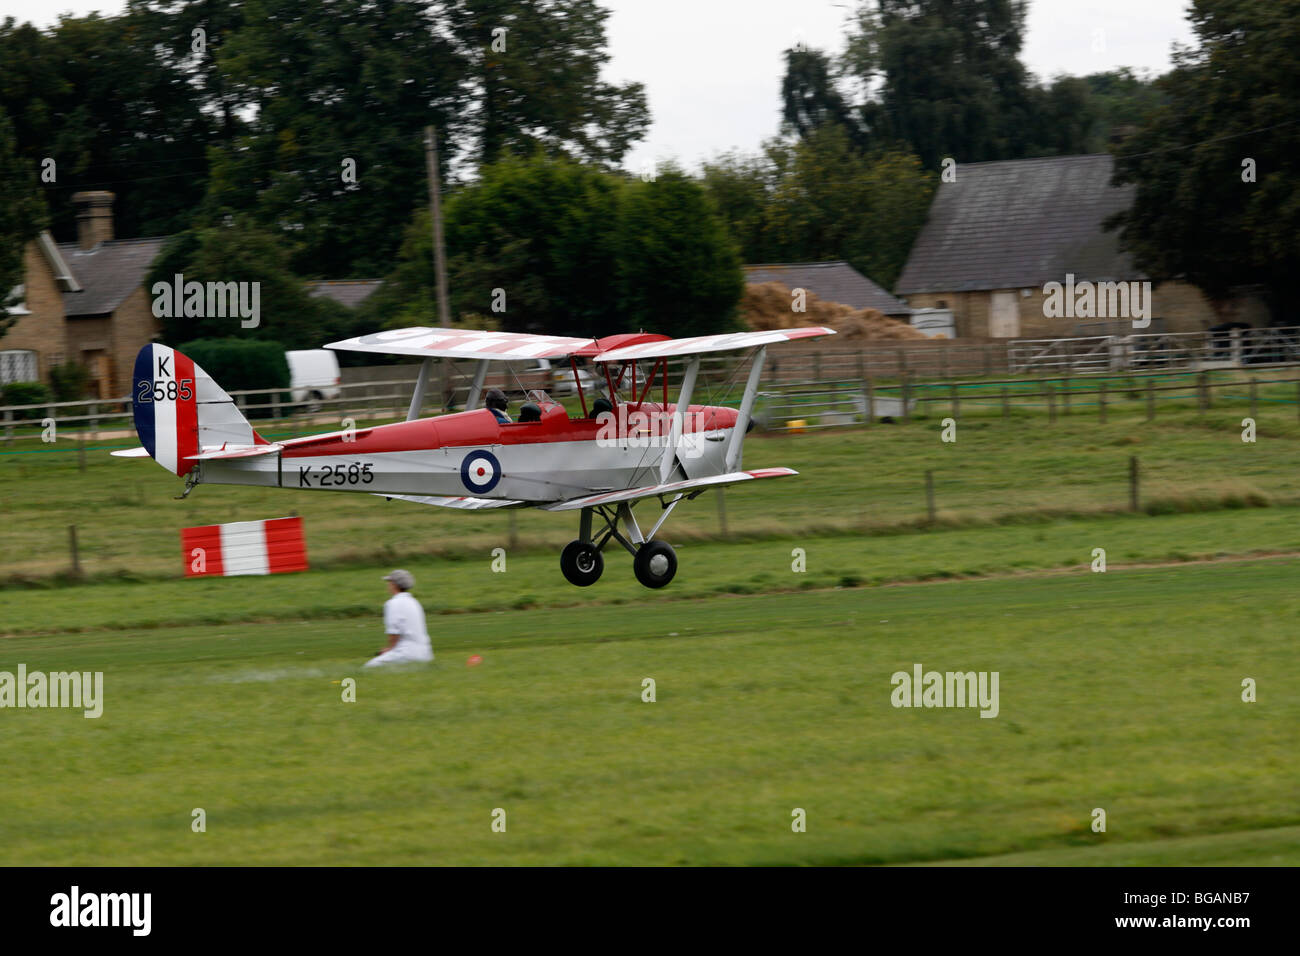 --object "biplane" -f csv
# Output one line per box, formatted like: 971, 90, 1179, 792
116, 326, 834, 588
